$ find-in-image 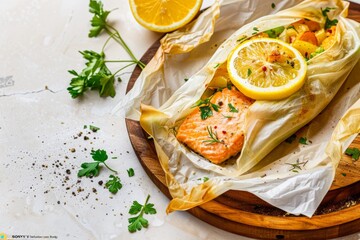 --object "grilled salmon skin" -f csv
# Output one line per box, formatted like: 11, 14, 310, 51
176, 87, 253, 164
